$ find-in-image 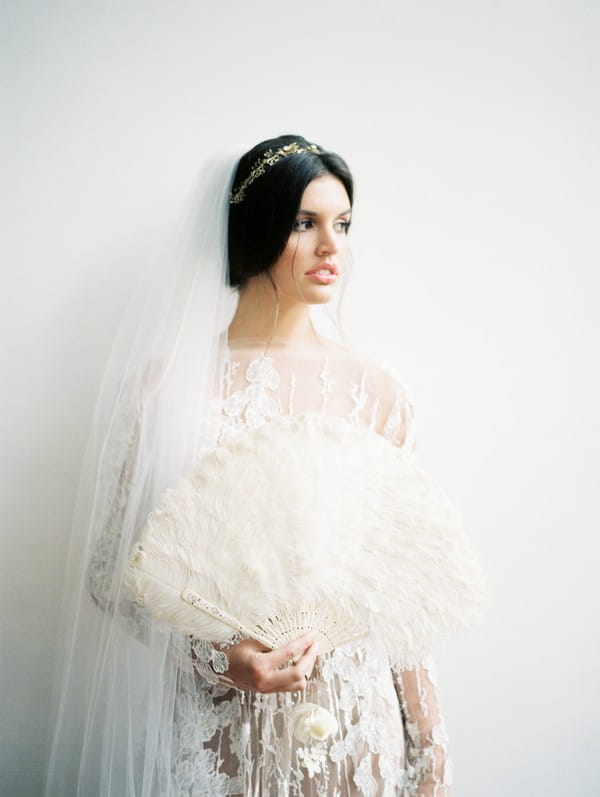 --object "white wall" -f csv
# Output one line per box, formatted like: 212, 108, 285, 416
2, 2, 598, 795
